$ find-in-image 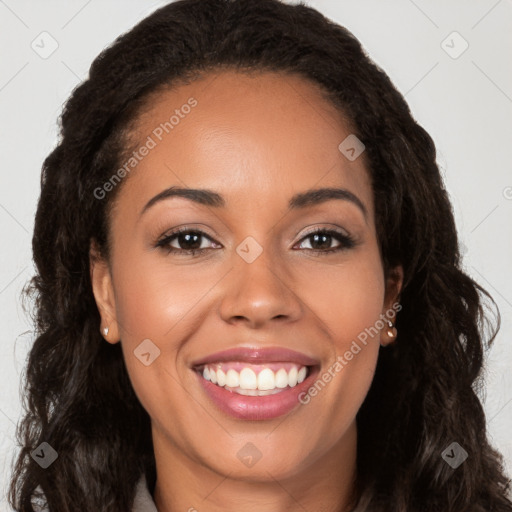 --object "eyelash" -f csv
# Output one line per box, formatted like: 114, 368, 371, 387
155, 226, 357, 257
